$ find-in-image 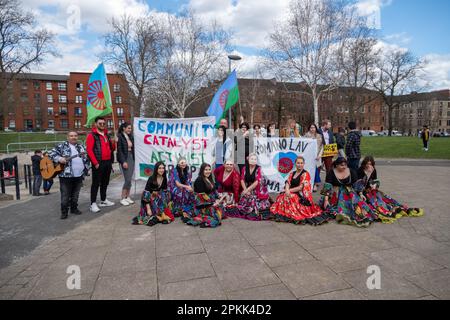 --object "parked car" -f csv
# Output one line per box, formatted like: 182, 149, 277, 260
433, 132, 450, 137
4, 128, 13, 132
361, 130, 378, 137
45, 129, 56, 134
391, 130, 403, 136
